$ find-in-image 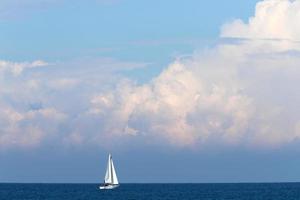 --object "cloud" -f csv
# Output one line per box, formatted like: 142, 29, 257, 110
2, 0, 300, 150
88, 63, 253, 147
0, 57, 148, 150
48, 78, 80, 91
221, 0, 300, 41
0, 107, 67, 149
85, 0, 300, 148
0, 60, 48, 76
